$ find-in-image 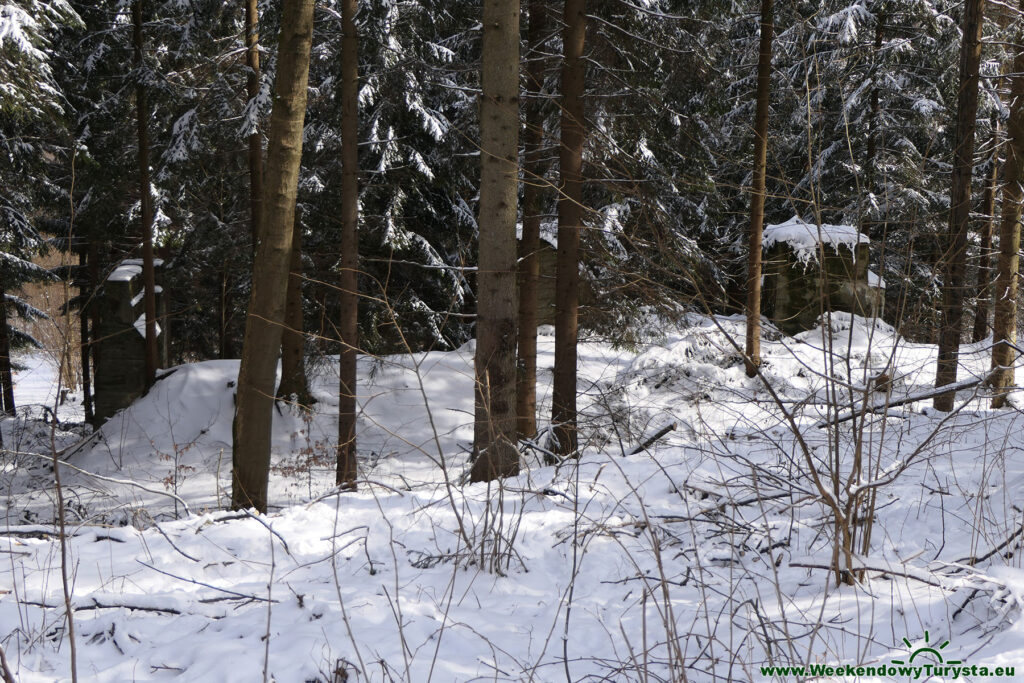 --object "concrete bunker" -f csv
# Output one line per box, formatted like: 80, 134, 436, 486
761, 216, 884, 335
93, 259, 168, 422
